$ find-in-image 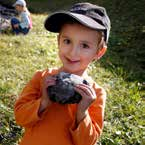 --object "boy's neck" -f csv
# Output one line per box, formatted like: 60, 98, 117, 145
59, 67, 88, 77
